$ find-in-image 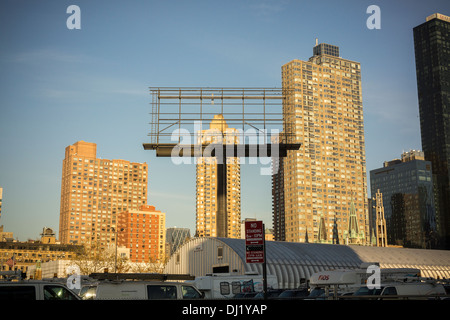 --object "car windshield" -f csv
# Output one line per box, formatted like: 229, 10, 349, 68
44, 285, 79, 300
182, 286, 202, 299
279, 290, 294, 297
308, 288, 325, 297
79, 285, 97, 300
